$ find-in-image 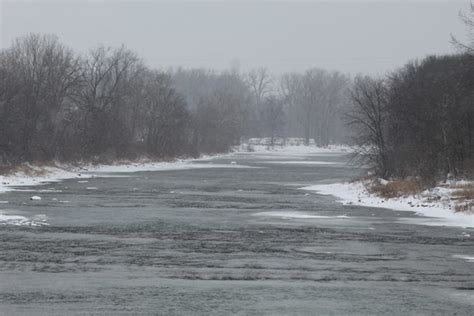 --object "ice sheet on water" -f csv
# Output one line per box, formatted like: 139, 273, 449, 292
254, 211, 349, 219
453, 255, 474, 263
263, 161, 341, 165
0, 211, 48, 226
